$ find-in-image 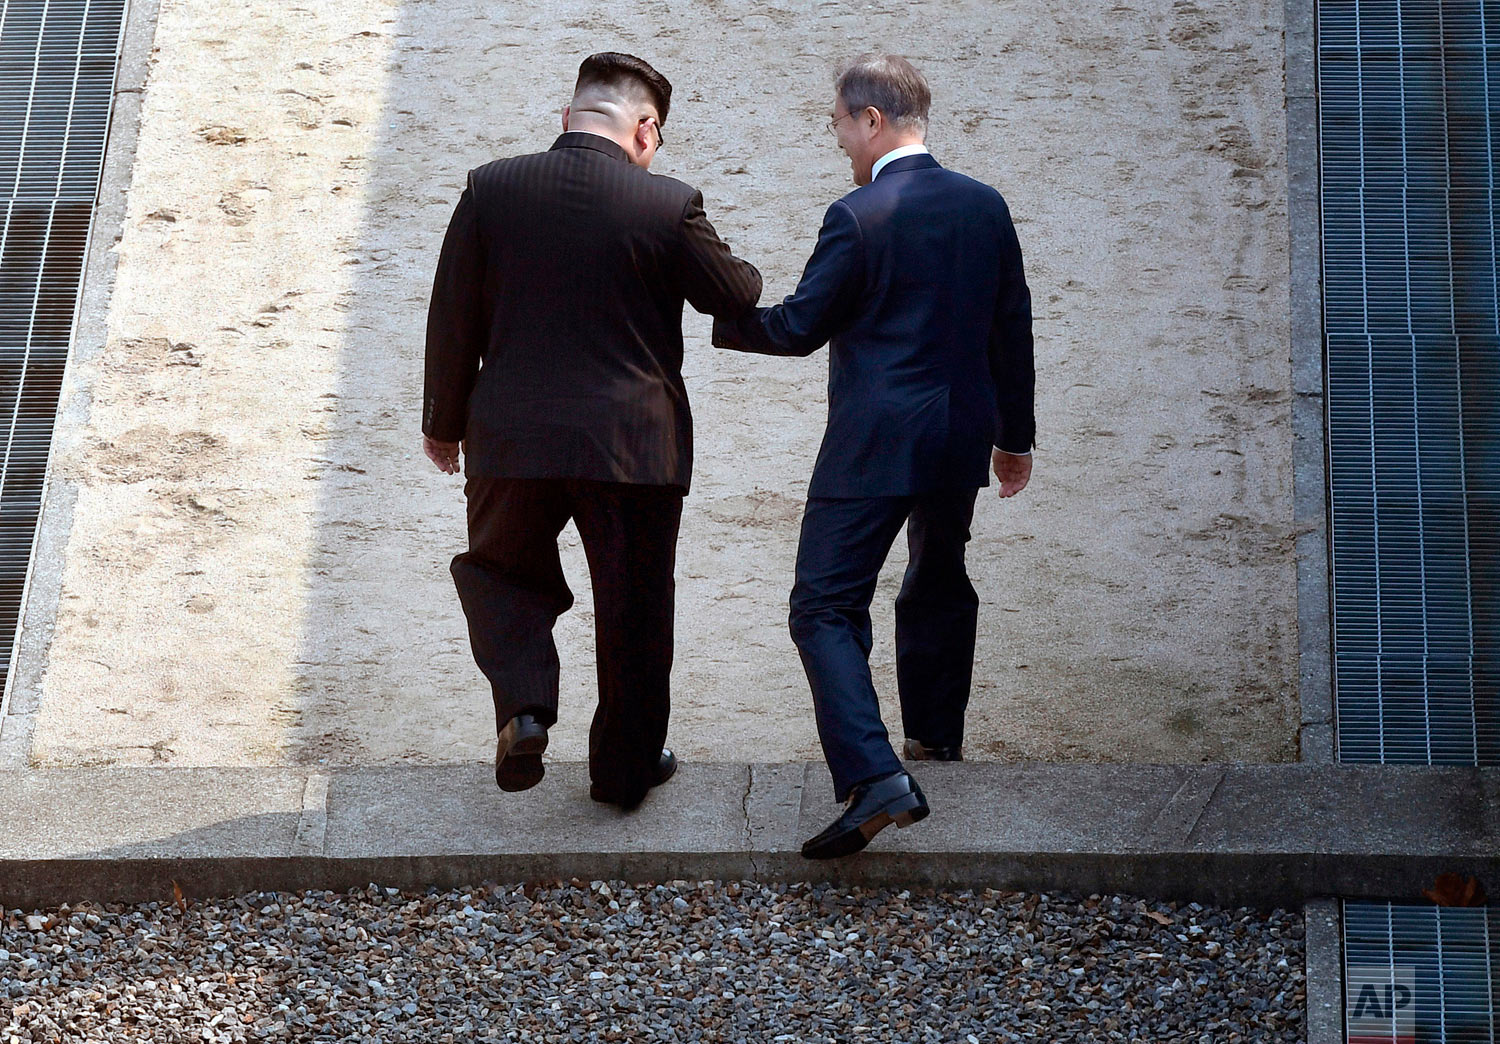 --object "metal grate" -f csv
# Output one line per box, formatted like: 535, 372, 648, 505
1318, 0, 1500, 765
0, 0, 126, 711
1344, 901, 1498, 1043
